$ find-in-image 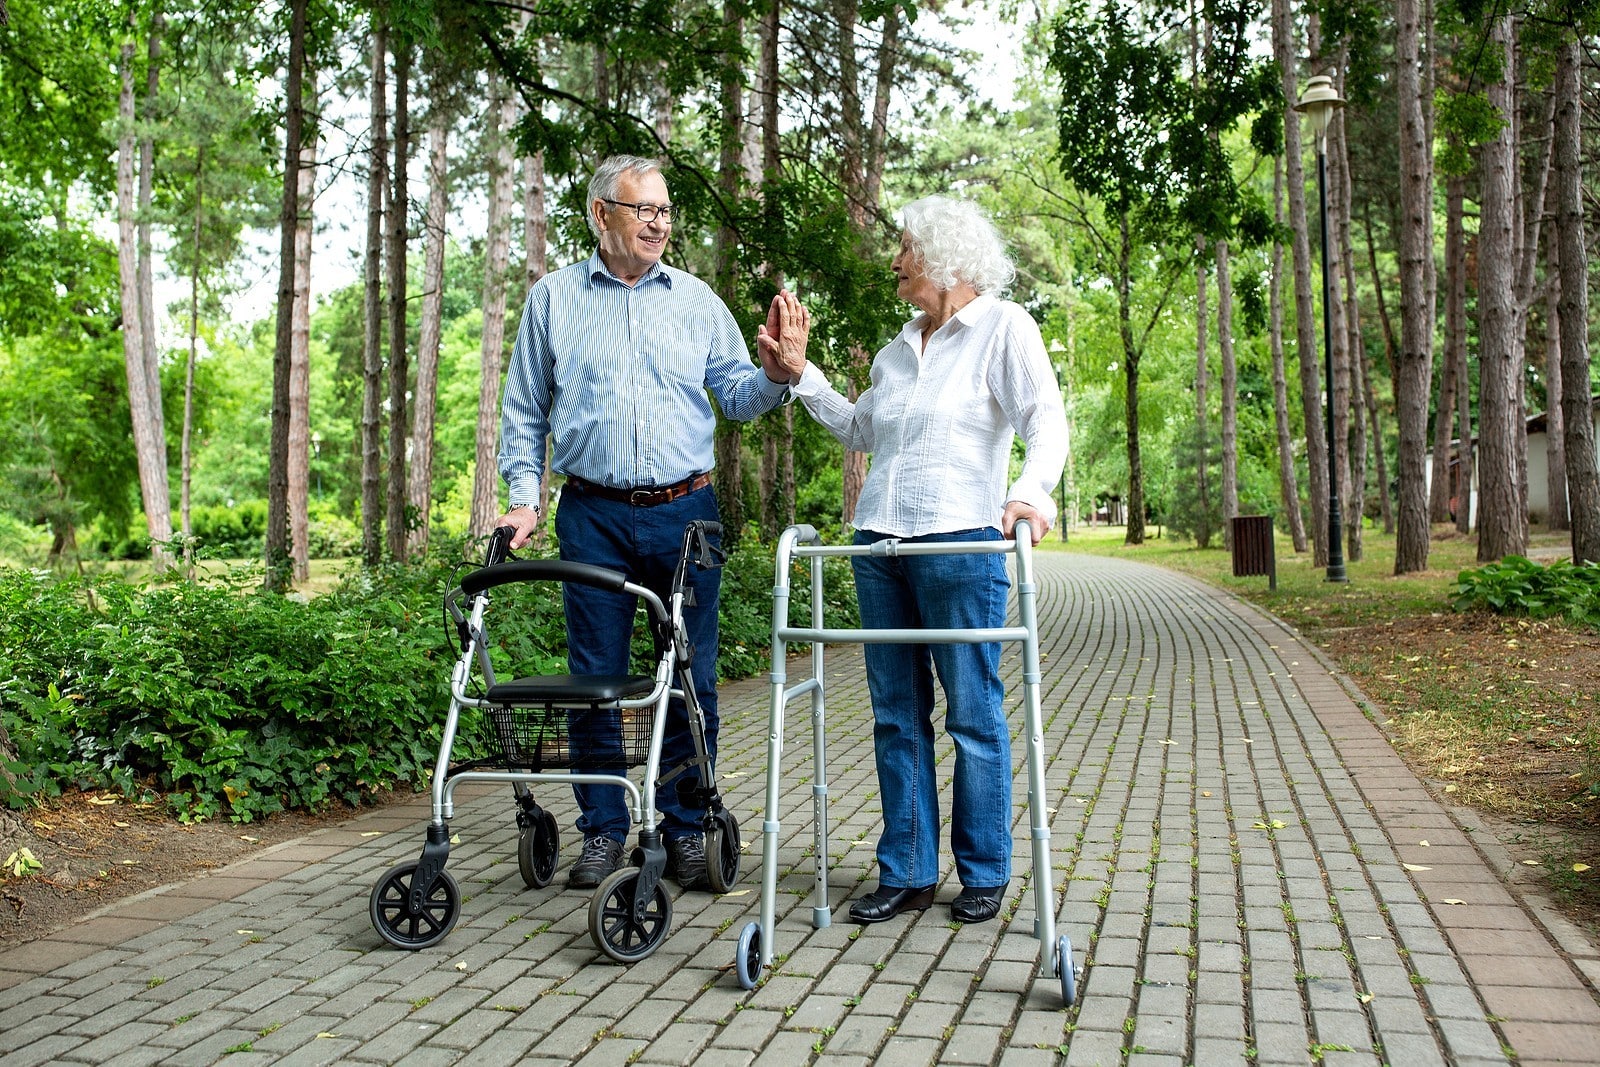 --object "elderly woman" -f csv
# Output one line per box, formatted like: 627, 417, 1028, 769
766, 196, 1068, 925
